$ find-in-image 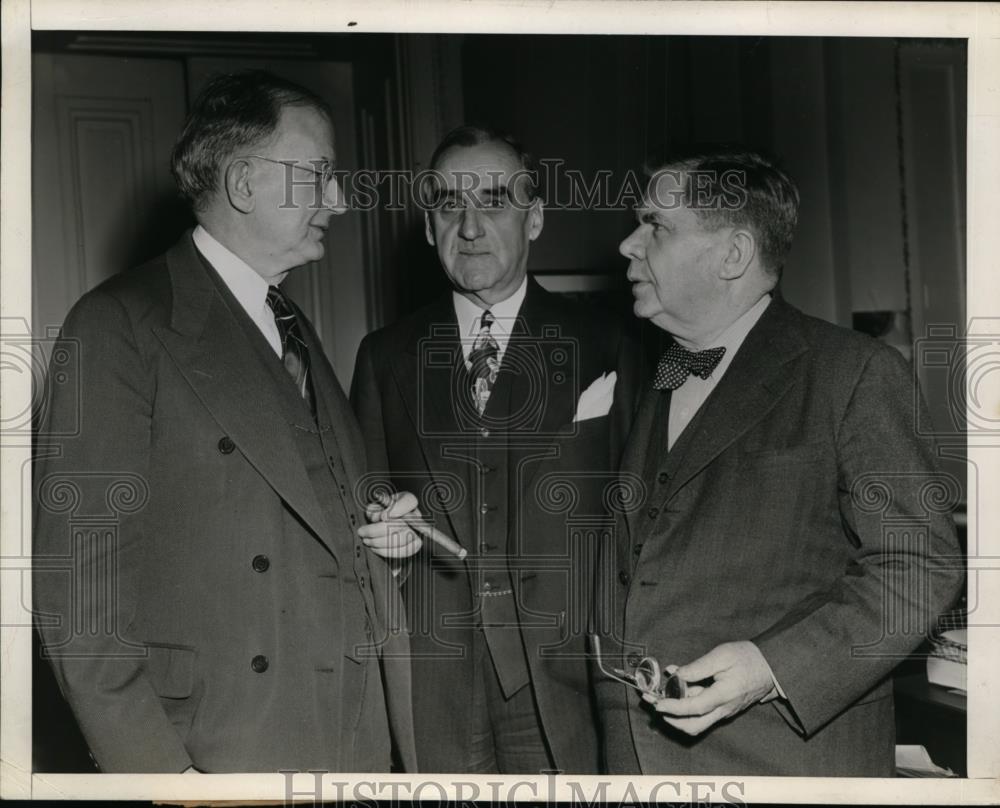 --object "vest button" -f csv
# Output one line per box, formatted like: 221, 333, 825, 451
218, 436, 235, 454
250, 655, 269, 673
483, 581, 492, 591
658, 471, 669, 484
633, 543, 643, 557
251, 554, 270, 573
619, 570, 631, 586
480, 427, 490, 438
480, 503, 490, 515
